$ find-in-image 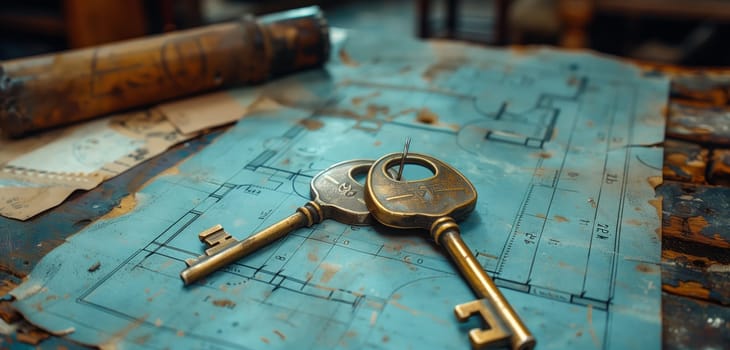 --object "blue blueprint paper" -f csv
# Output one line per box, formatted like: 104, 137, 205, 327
11, 31, 667, 349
